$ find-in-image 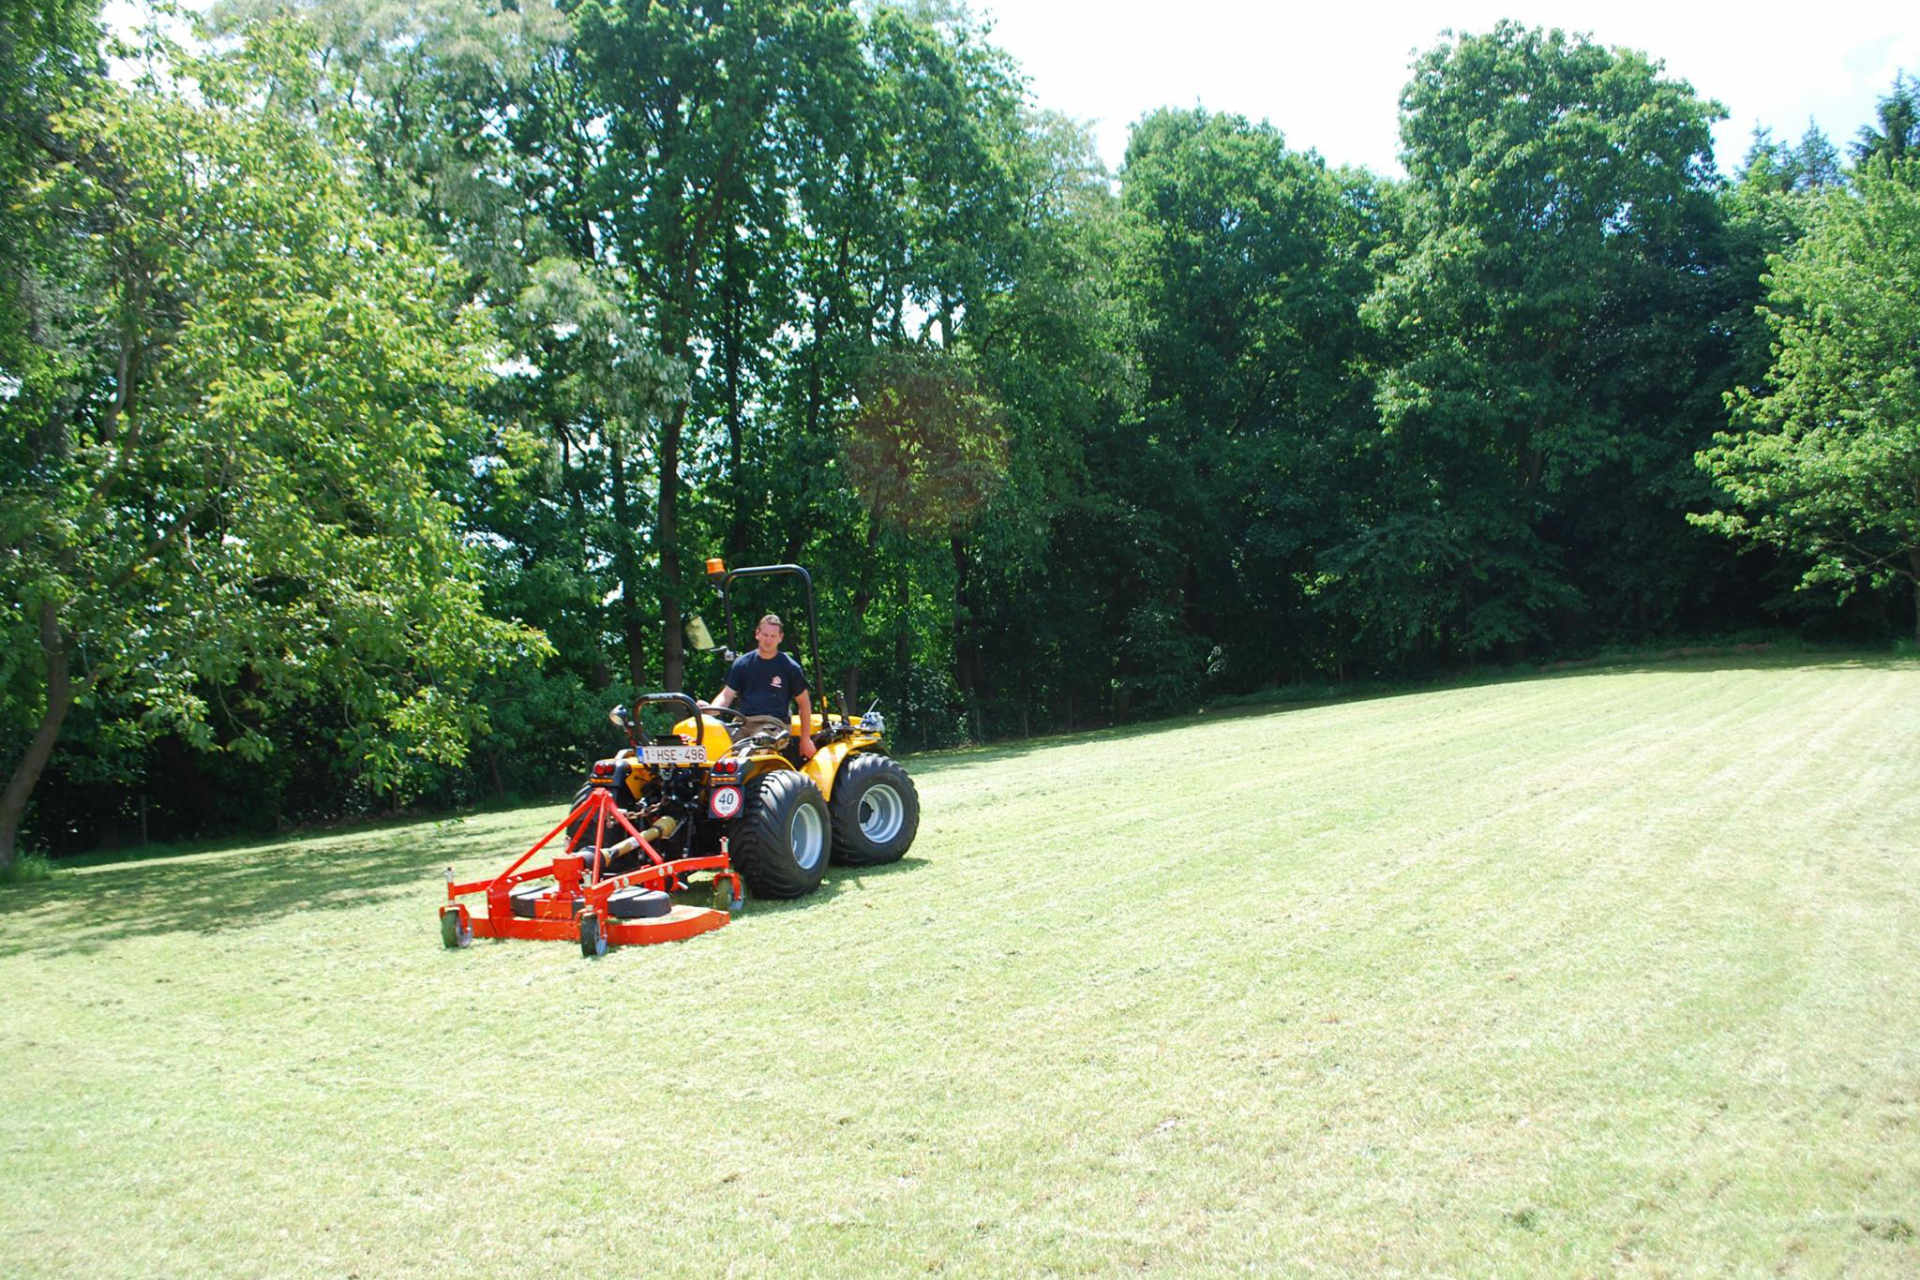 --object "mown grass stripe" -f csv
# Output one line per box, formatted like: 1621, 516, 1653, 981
1, 654, 1916, 1276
